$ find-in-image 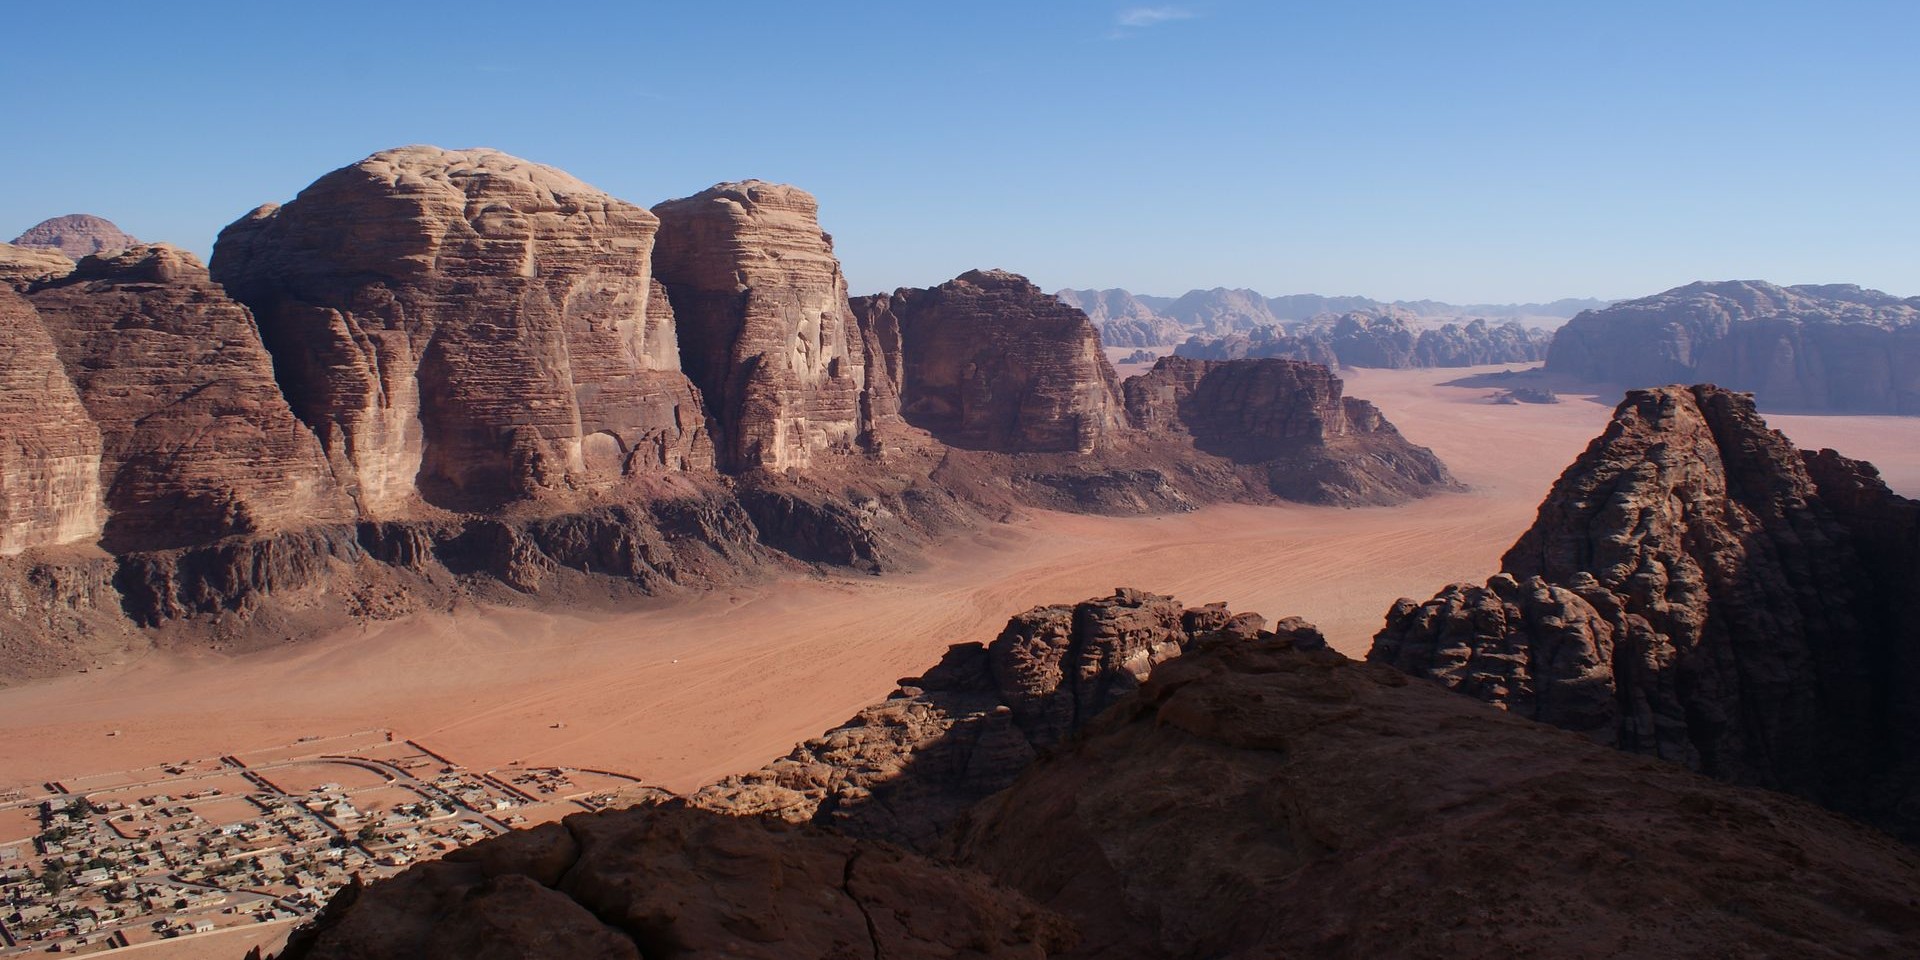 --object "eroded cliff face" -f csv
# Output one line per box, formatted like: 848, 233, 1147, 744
26, 245, 355, 552
1123, 356, 1455, 504
0, 289, 102, 554
874, 269, 1125, 454
1546, 280, 1920, 412
212, 145, 713, 513
1371, 384, 1920, 841
651, 181, 873, 472
281, 593, 1920, 959
1175, 310, 1550, 369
